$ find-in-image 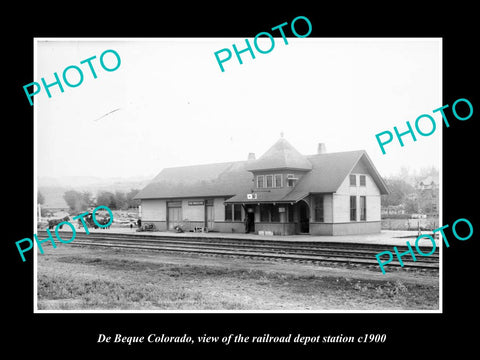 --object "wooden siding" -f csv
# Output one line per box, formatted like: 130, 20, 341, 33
141, 199, 166, 221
